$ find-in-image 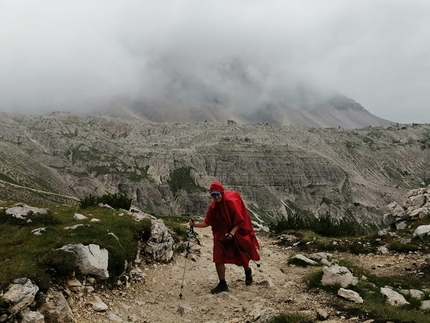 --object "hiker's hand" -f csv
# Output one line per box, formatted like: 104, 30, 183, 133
189, 219, 195, 227
225, 232, 234, 240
